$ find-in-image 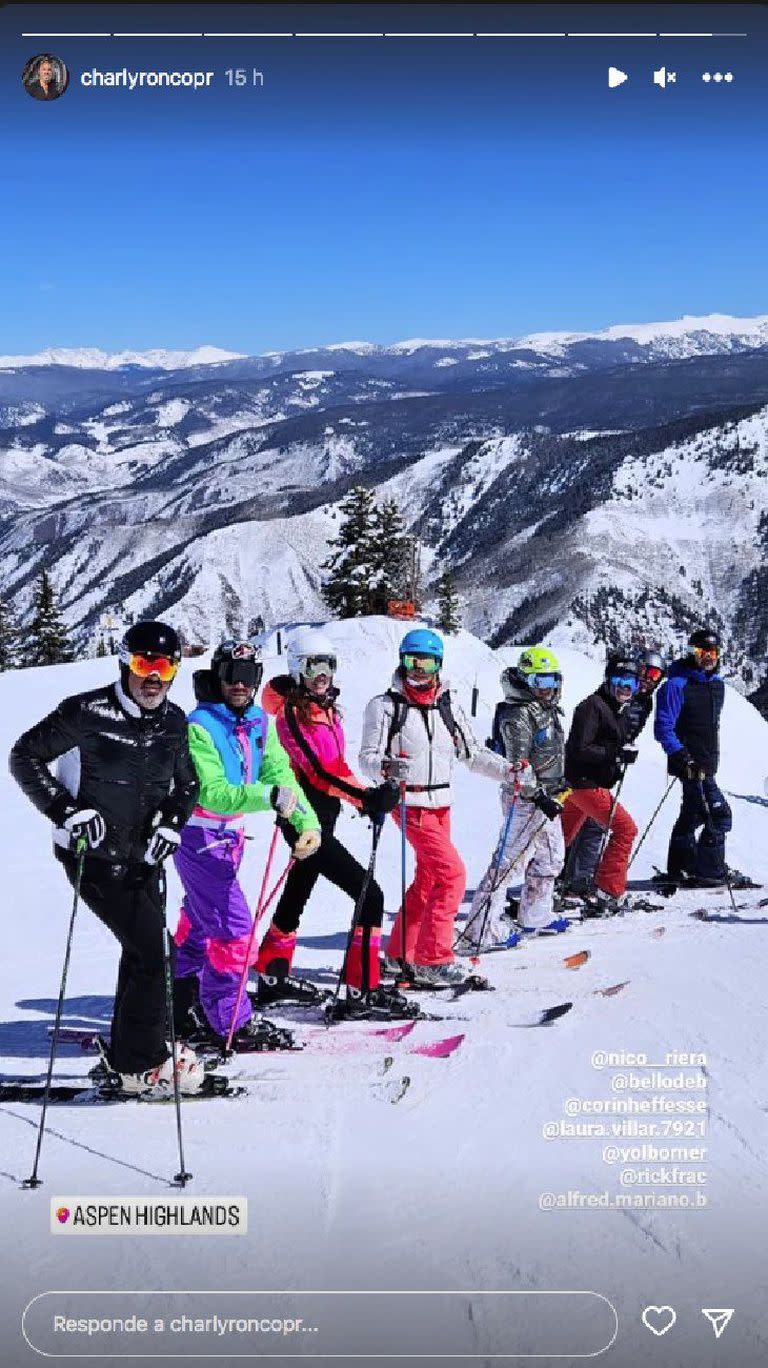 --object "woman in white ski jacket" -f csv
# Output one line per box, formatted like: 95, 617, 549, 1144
359, 629, 512, 986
